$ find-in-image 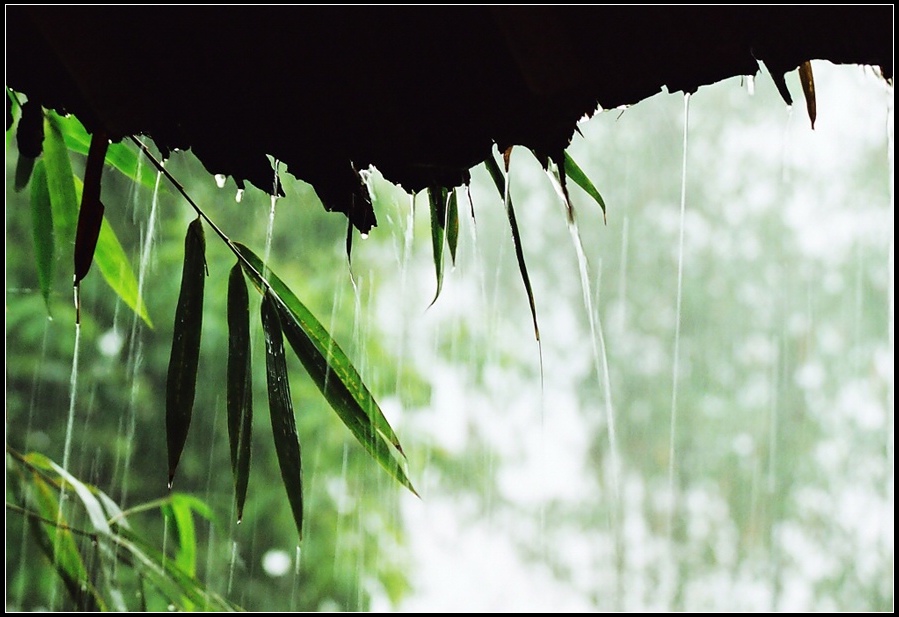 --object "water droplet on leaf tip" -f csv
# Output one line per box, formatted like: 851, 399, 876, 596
360, 232, 369, 240
215, 174, 227, 188
236, 188, 244, 203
